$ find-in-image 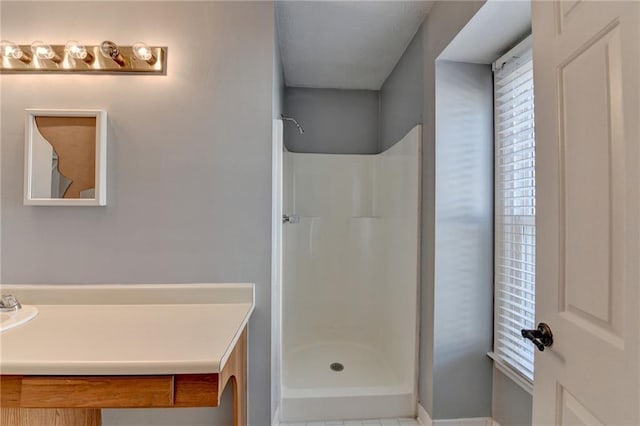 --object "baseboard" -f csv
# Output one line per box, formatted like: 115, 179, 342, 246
271, 405, 281, 426
417, 404, 431, 426
433, 418, 493, 426
416, 406, 493, 426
